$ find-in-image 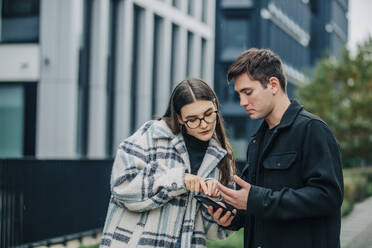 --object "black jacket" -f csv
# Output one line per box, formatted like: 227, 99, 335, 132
229, 100, 344, 248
